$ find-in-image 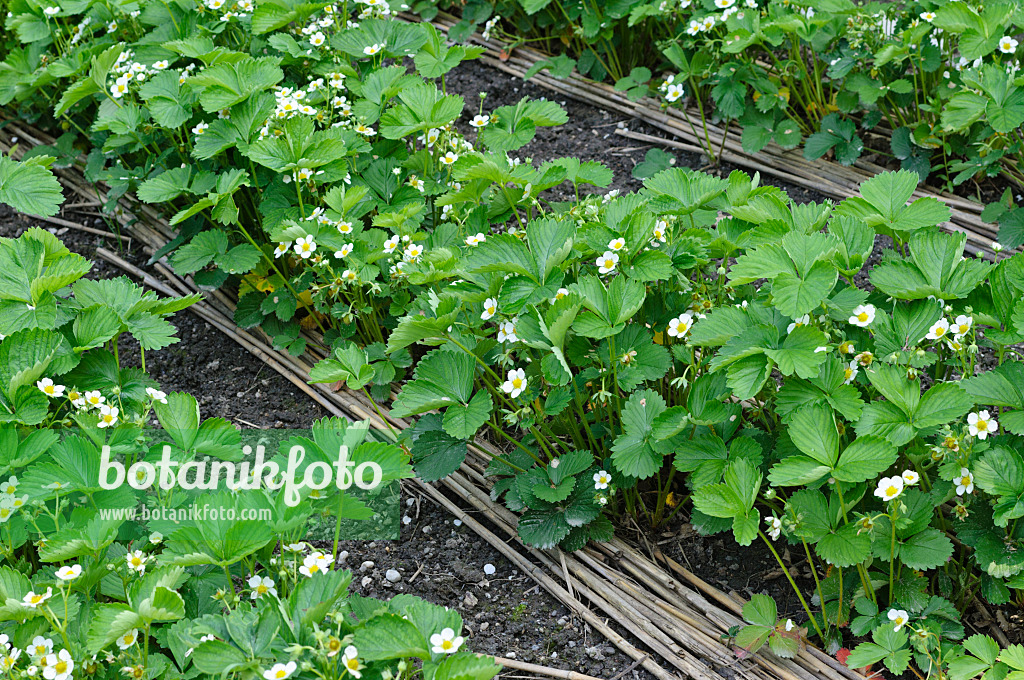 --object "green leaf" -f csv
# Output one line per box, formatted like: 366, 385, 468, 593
788, 404, 839, 467
352, 614, 429, 660
187, 57, 283, 112
442, 390, 492, 440
899, 528, 954, 570
410, 430, 467, 482
0, 154, 63, 217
